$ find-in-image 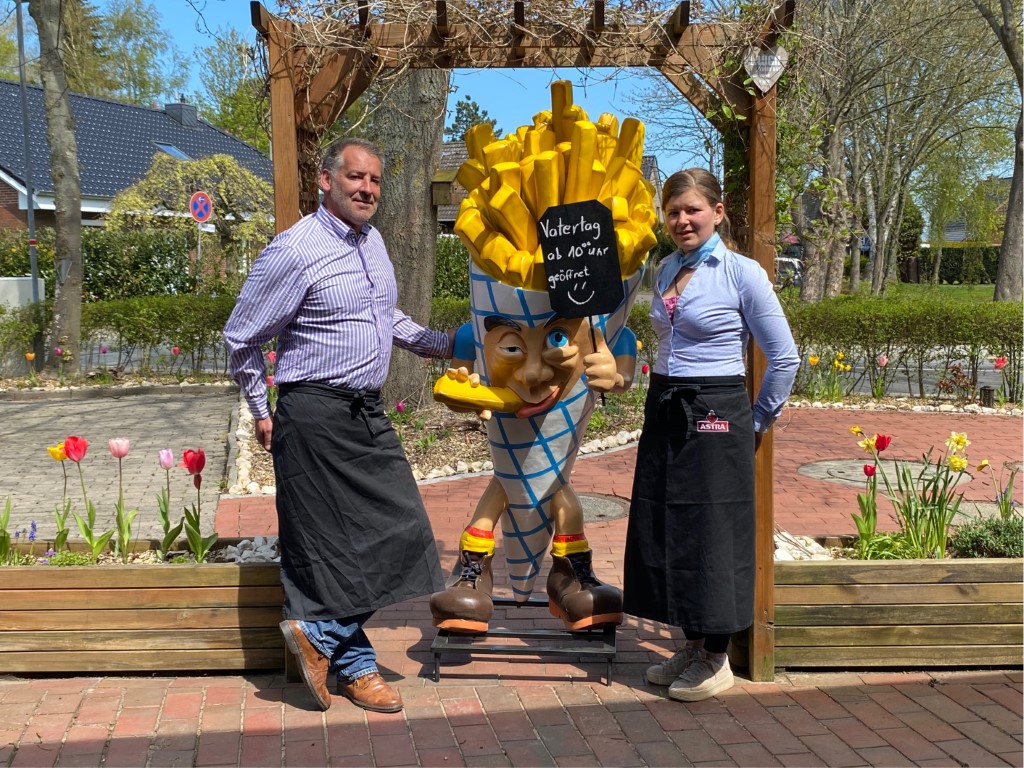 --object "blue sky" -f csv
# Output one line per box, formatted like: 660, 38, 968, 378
118, 0, 695, 177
